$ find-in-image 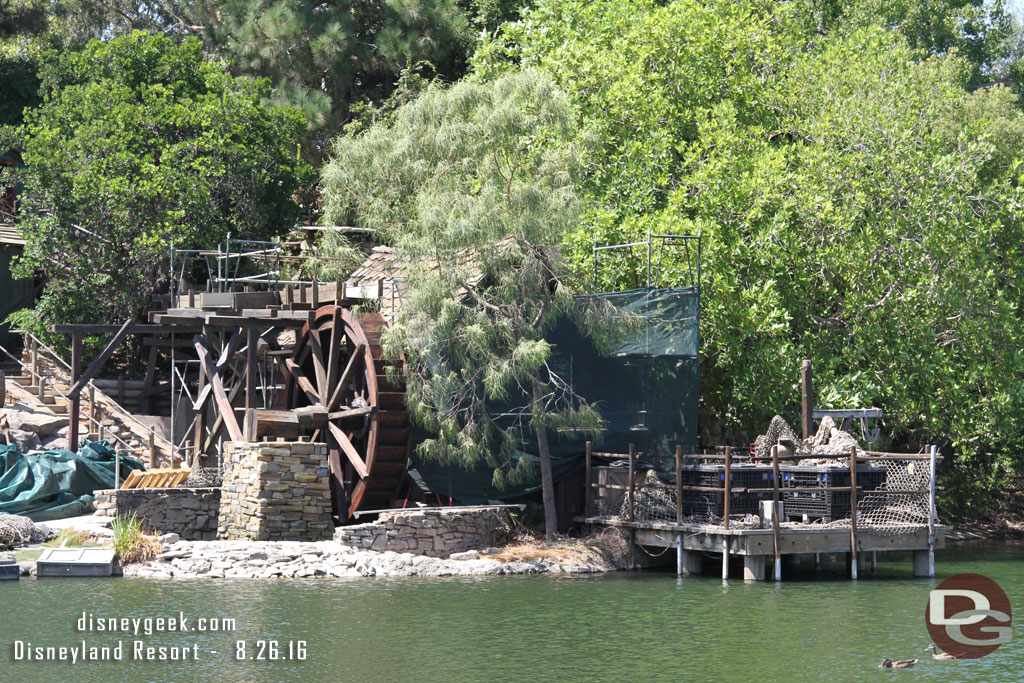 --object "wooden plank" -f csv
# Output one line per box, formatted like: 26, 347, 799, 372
328, 422, 368, 479
120, 469, 144, 490
328, 406, 373, 420
193, 336, 243, 442
200, 379, 244, 454
325, 343, 365, 411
